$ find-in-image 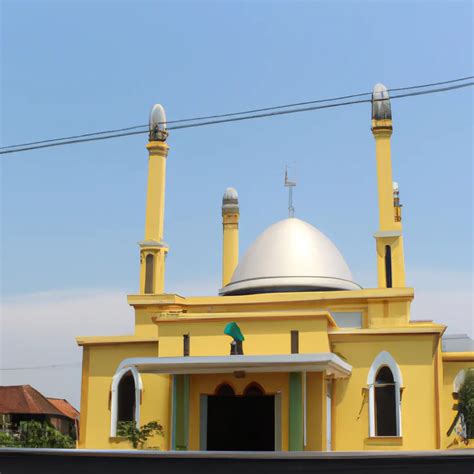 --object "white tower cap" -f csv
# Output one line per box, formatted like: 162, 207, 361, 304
222, 187, 239, 211
149, 104, 168, 141
372, 83, 392, 120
